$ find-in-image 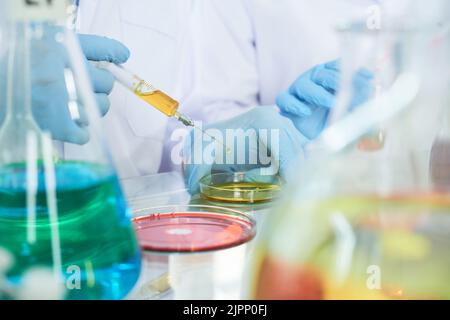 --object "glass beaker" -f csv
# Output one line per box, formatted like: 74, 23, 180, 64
249, 3, 450, 300
0, 1, 140, 300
